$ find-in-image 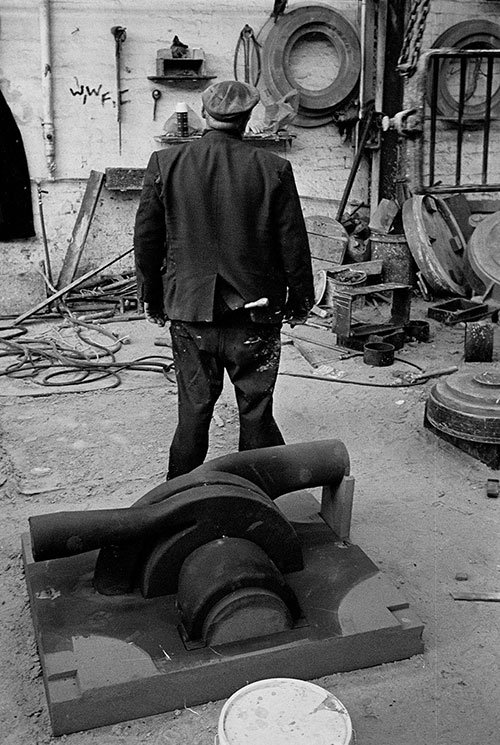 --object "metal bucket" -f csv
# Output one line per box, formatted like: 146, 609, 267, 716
363, 341, 395, 366
217, 678, 353, 745
327, 268, 367, 309
370, 231, 415, 285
